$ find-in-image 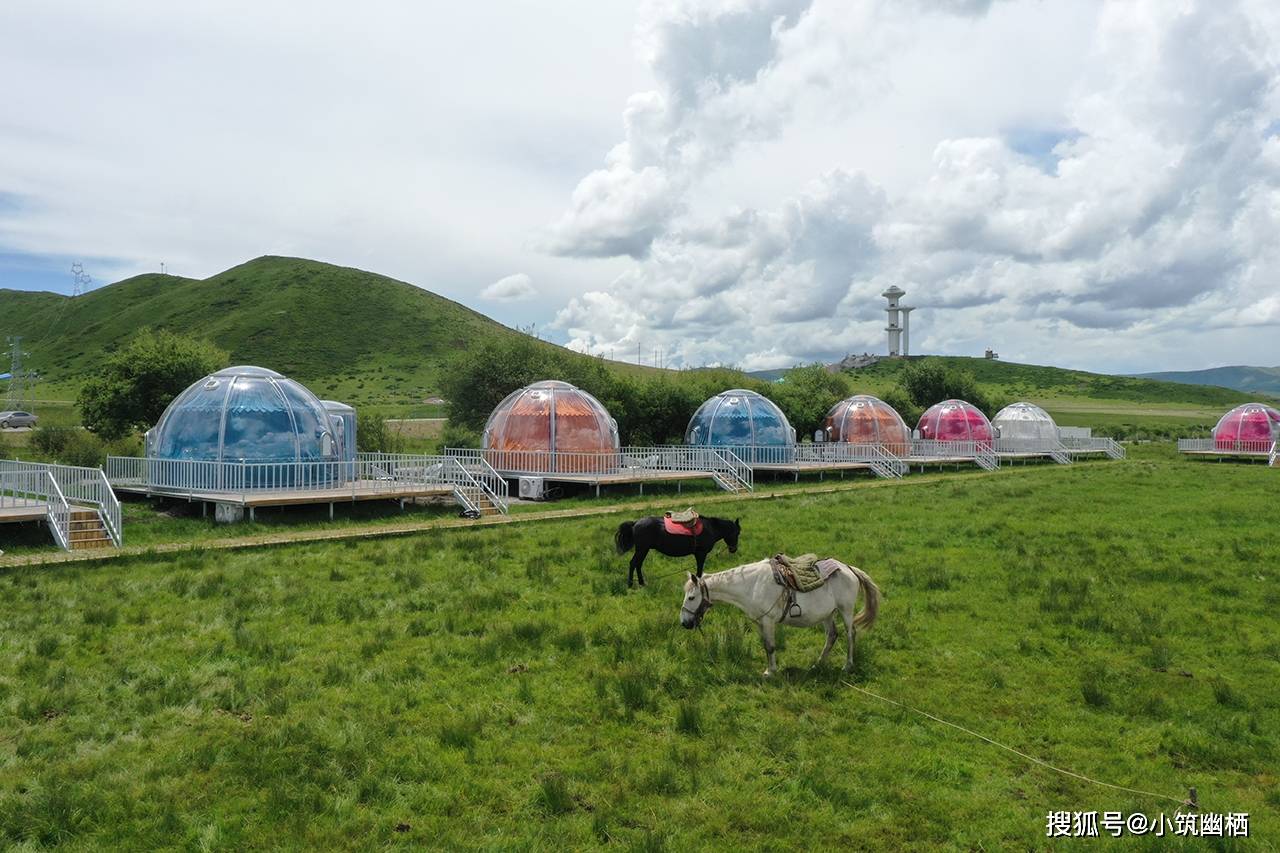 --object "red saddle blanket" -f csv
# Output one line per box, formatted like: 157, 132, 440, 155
663, 517, 704, 536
